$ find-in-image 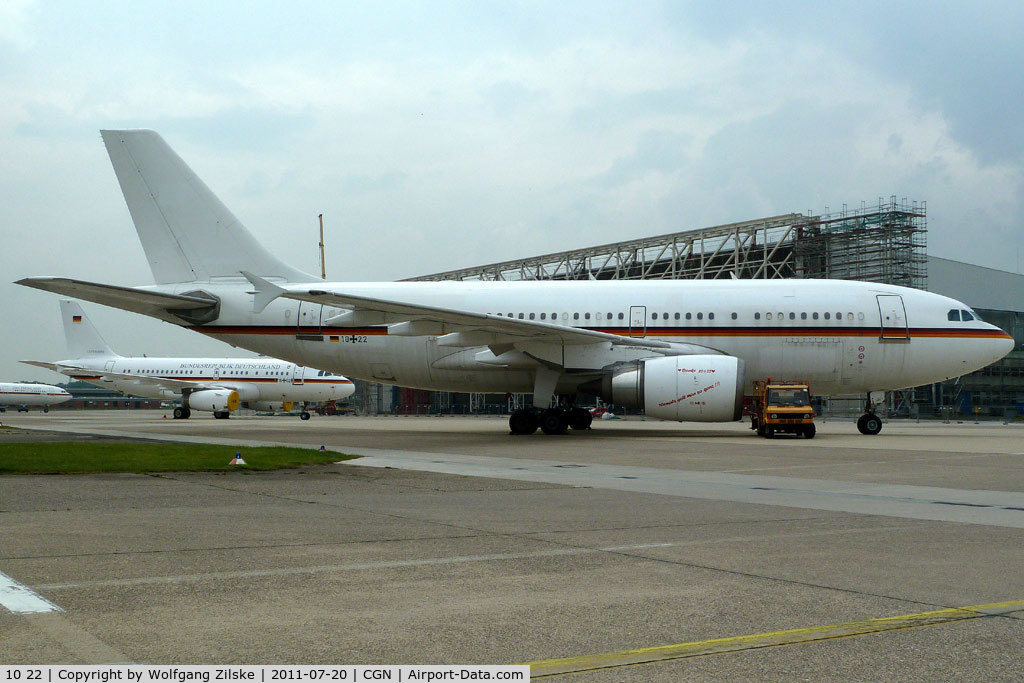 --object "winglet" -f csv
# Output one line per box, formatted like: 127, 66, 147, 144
241, 271, 285, 313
